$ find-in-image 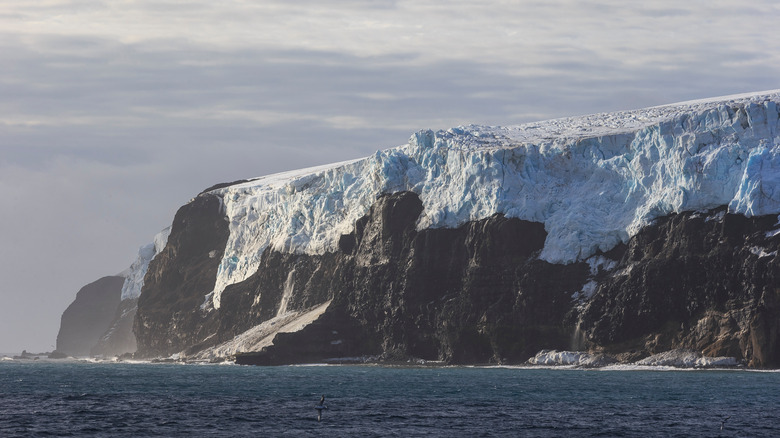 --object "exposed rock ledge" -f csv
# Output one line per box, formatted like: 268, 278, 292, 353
191, 301, 331, 362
